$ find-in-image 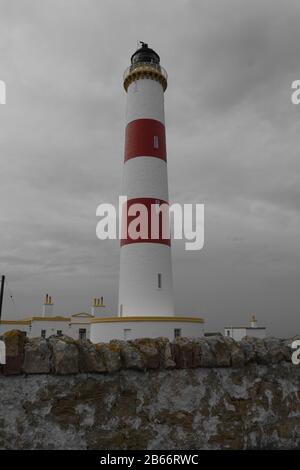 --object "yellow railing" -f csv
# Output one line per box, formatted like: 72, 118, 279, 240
123, 62, 168, 91
123, 62, 168, 83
